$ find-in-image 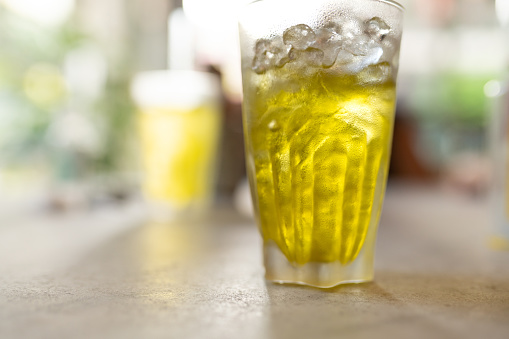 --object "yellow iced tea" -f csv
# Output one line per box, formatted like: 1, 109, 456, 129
139, 104, 221, 210
243, 65, 396, 266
